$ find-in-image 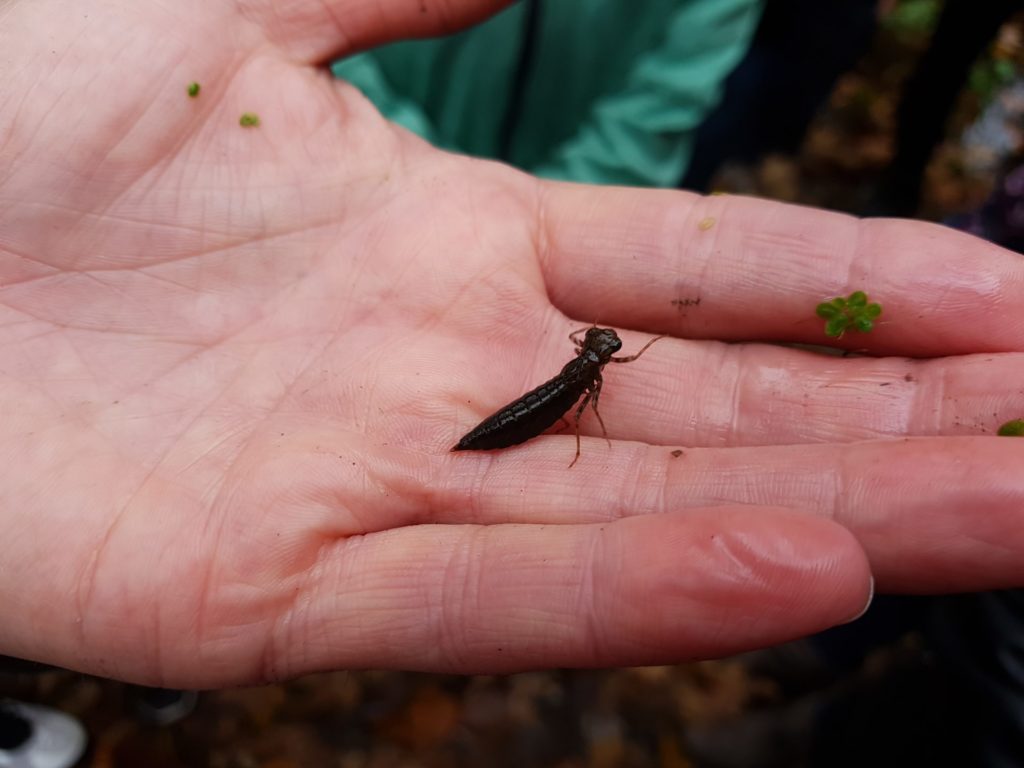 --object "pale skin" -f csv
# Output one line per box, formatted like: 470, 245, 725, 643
0, 0, 1022, 689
